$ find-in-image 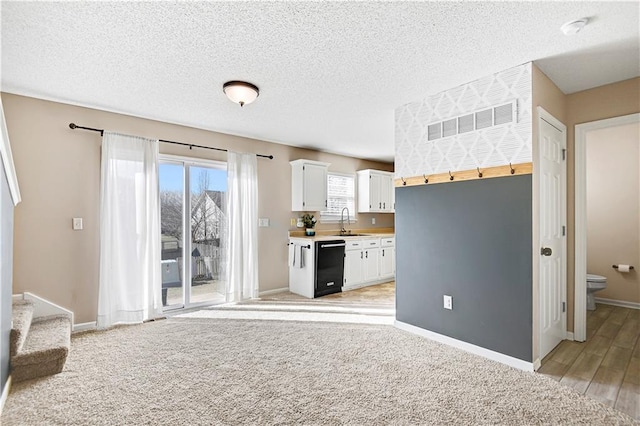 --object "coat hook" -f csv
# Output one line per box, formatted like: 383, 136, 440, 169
401, 177, 407, 186
189, 145, 193, 150
509, 163, 515, 174
449, 171, 454, 181
477, 167, 483, 178
423, 174, 429, 184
